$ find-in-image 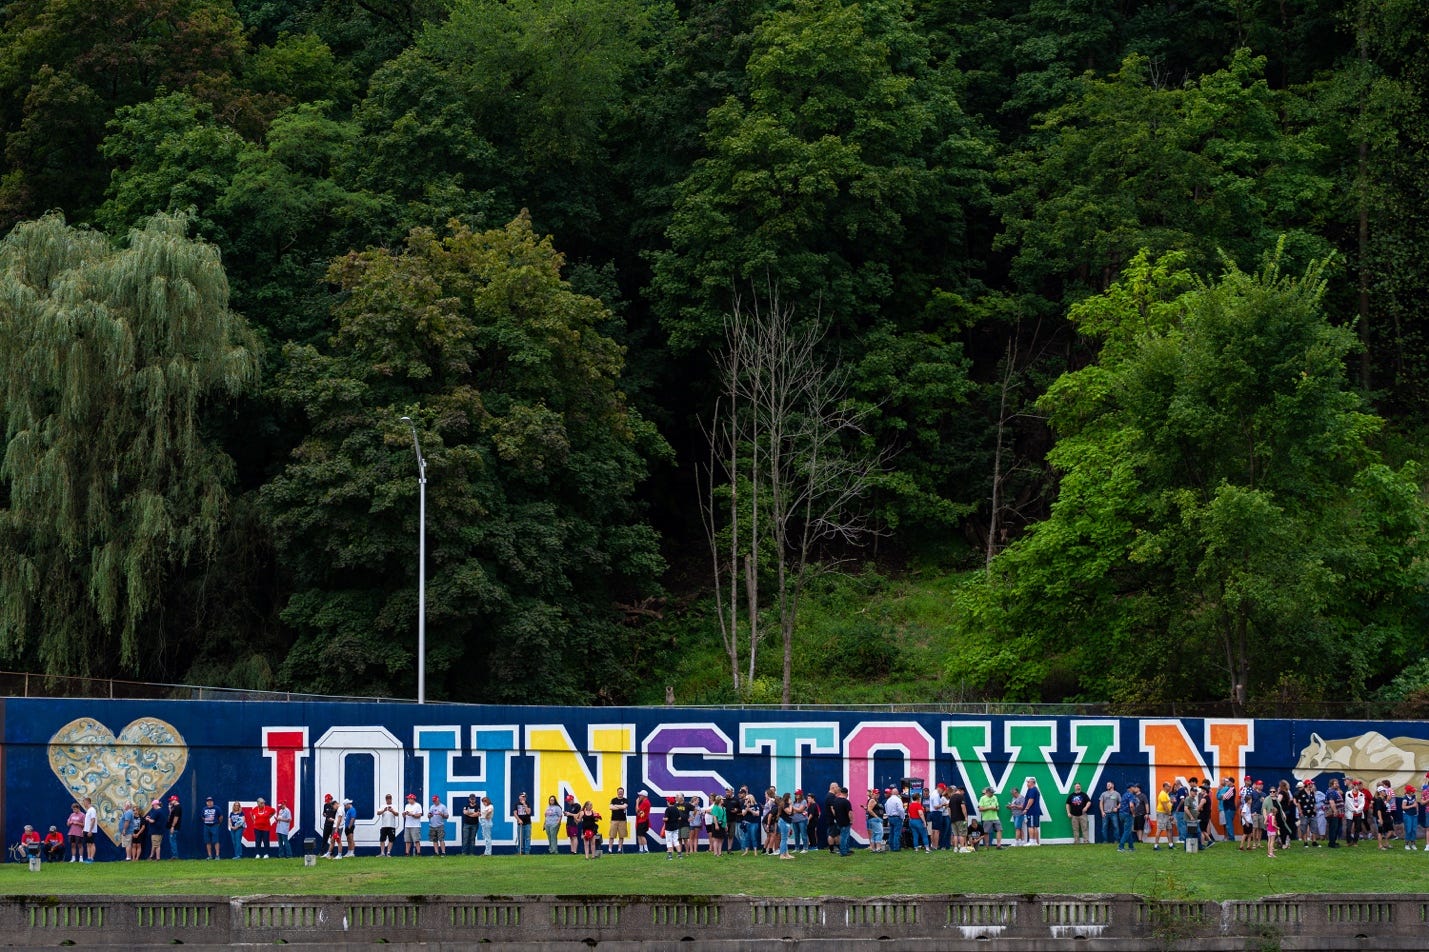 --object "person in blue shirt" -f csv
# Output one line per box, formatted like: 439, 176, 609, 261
200, 795, 222, 859
1022, 778, 1043, 846
1117, 785, 1138, 851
